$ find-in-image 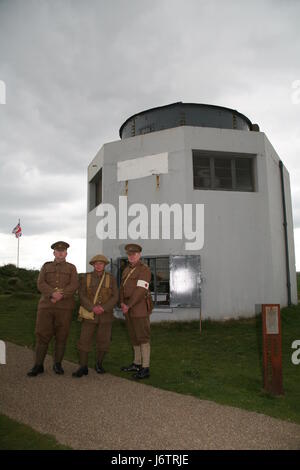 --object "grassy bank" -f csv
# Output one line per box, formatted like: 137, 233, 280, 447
0, 292, 299, 425
0, 264, 39, 295
0, 413, 71, 450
